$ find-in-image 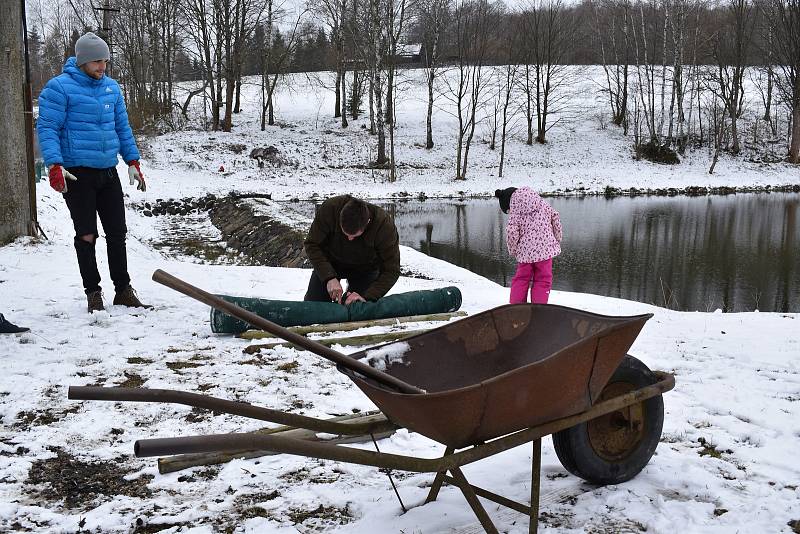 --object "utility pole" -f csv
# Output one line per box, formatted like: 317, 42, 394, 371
0, 0, 38, 244
94, 0, 119, 77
